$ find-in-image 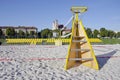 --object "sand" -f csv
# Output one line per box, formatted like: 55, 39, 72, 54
0, 44, 120, 80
